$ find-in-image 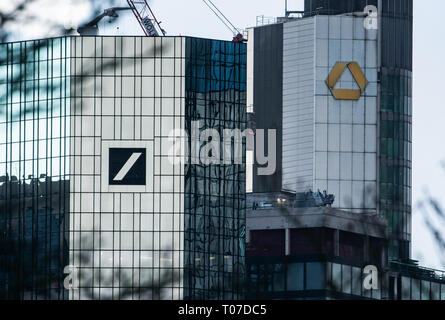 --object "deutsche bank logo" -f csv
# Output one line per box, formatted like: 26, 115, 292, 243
109, 148, 146, 185
102, 141, 153, 193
